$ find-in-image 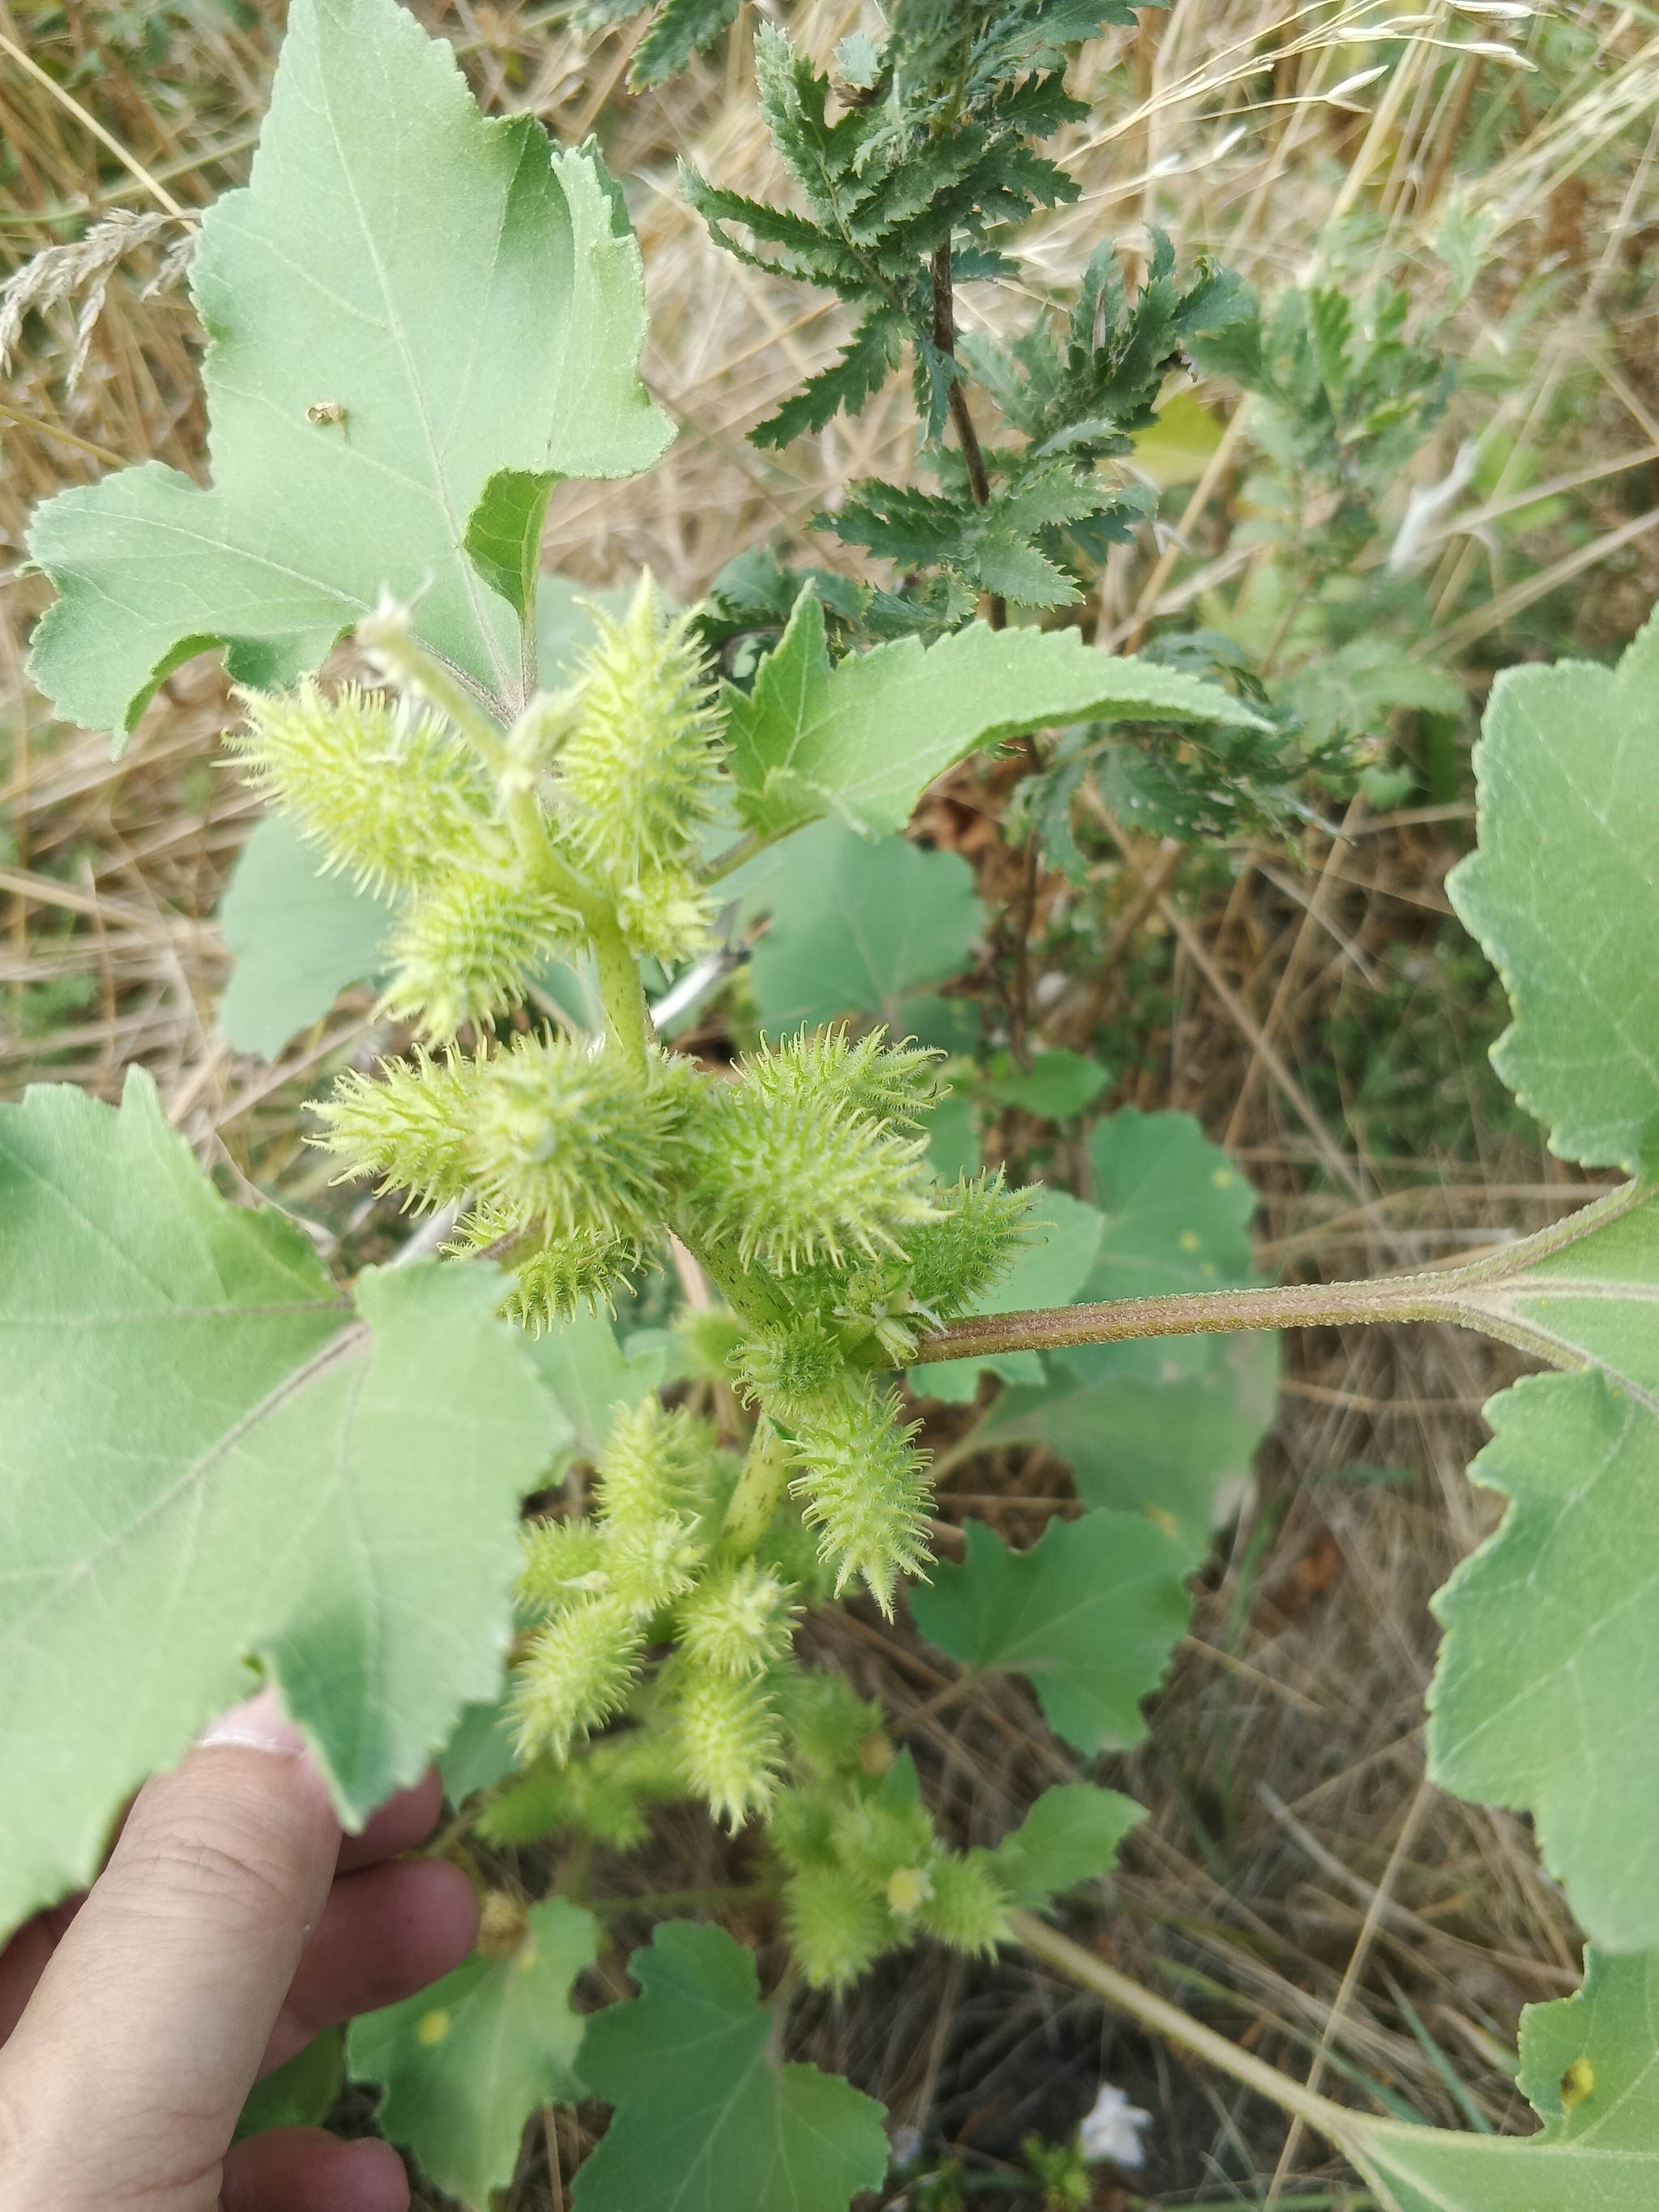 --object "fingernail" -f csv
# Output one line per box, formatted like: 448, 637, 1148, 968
197, 1687, 309, 1757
